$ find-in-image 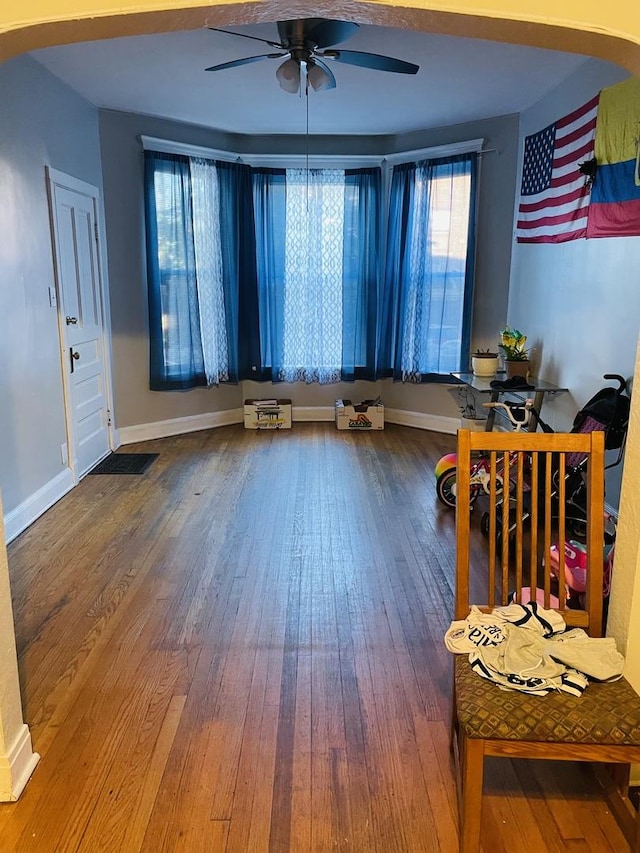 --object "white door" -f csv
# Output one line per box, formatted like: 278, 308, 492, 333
47, 169, 112, 478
